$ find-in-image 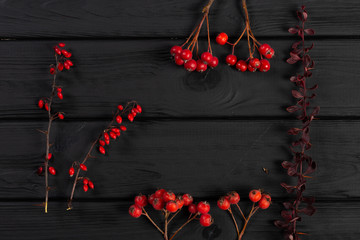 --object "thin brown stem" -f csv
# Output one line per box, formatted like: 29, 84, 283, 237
67, 101, 137, 210
169, 213, 199, 240
235, 203, 246, 220
239, 203, 258, 240
164, 211, 169, 240
142, 208, 165, 235
168, 210, 180, 224
228, 208, 240, 238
